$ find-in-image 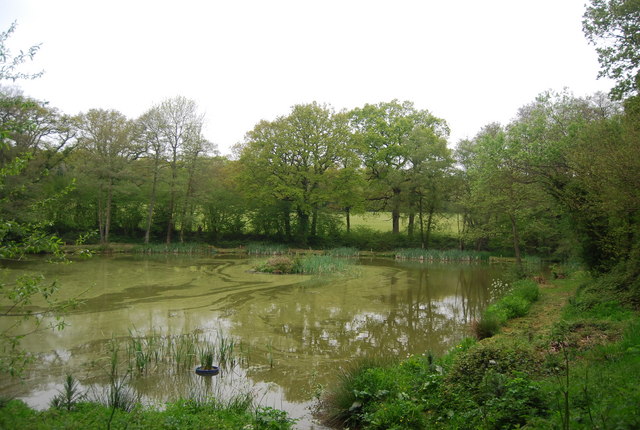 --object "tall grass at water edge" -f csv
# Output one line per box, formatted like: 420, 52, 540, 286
295, 255, 355, 275
395, 248, 490, 262
133, 243, 217, 255
326, 247, 359, 257
245, 243, 290, 255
